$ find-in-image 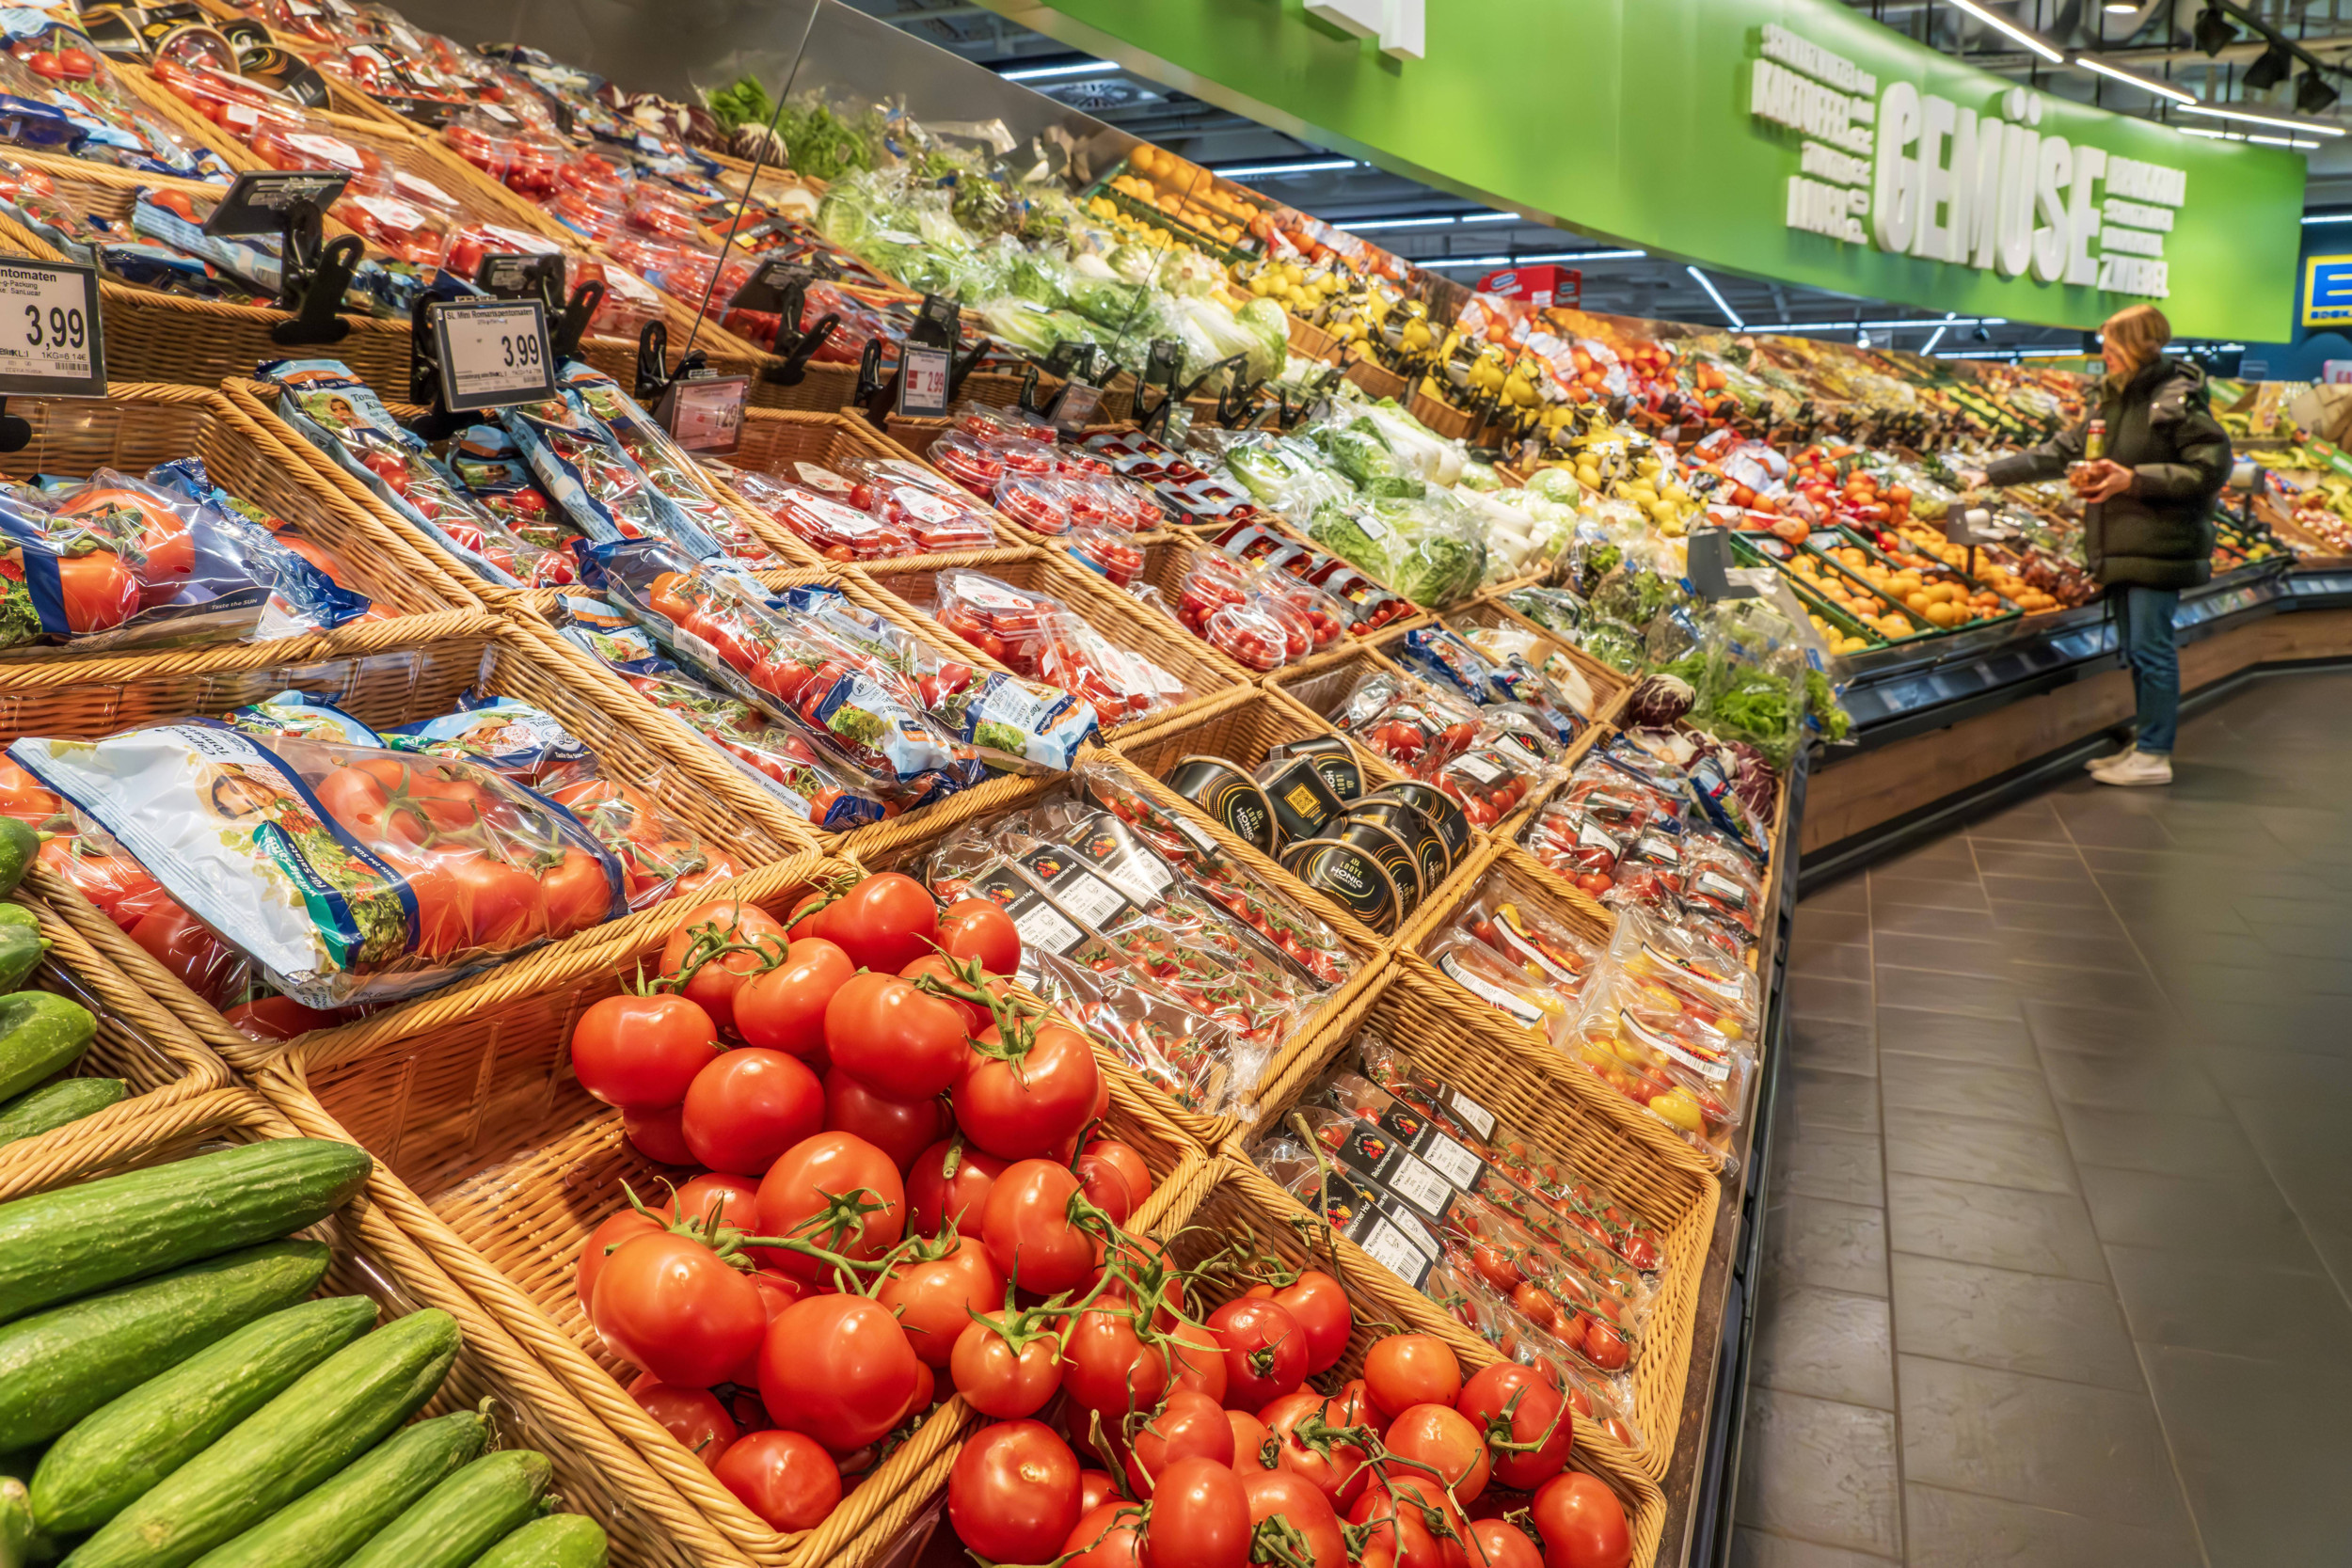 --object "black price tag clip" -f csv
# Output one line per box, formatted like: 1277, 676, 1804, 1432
632, 319, 707, 407
736, 265, 840, 388
204, 169, 359, 348
1685, 529, 1760, 601
476, 253, 598, 364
